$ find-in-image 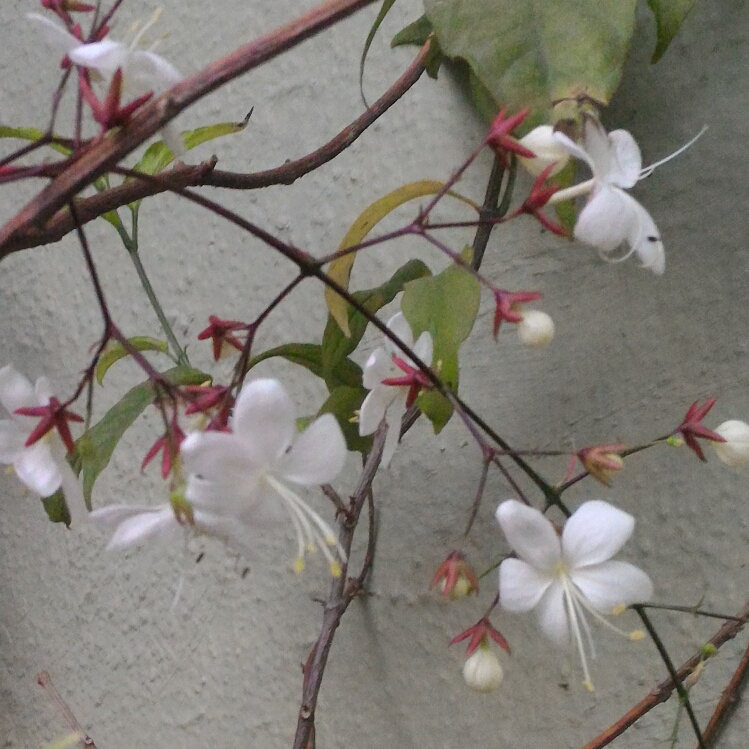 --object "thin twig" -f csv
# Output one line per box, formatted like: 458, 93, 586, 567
36, 671, 97, 749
